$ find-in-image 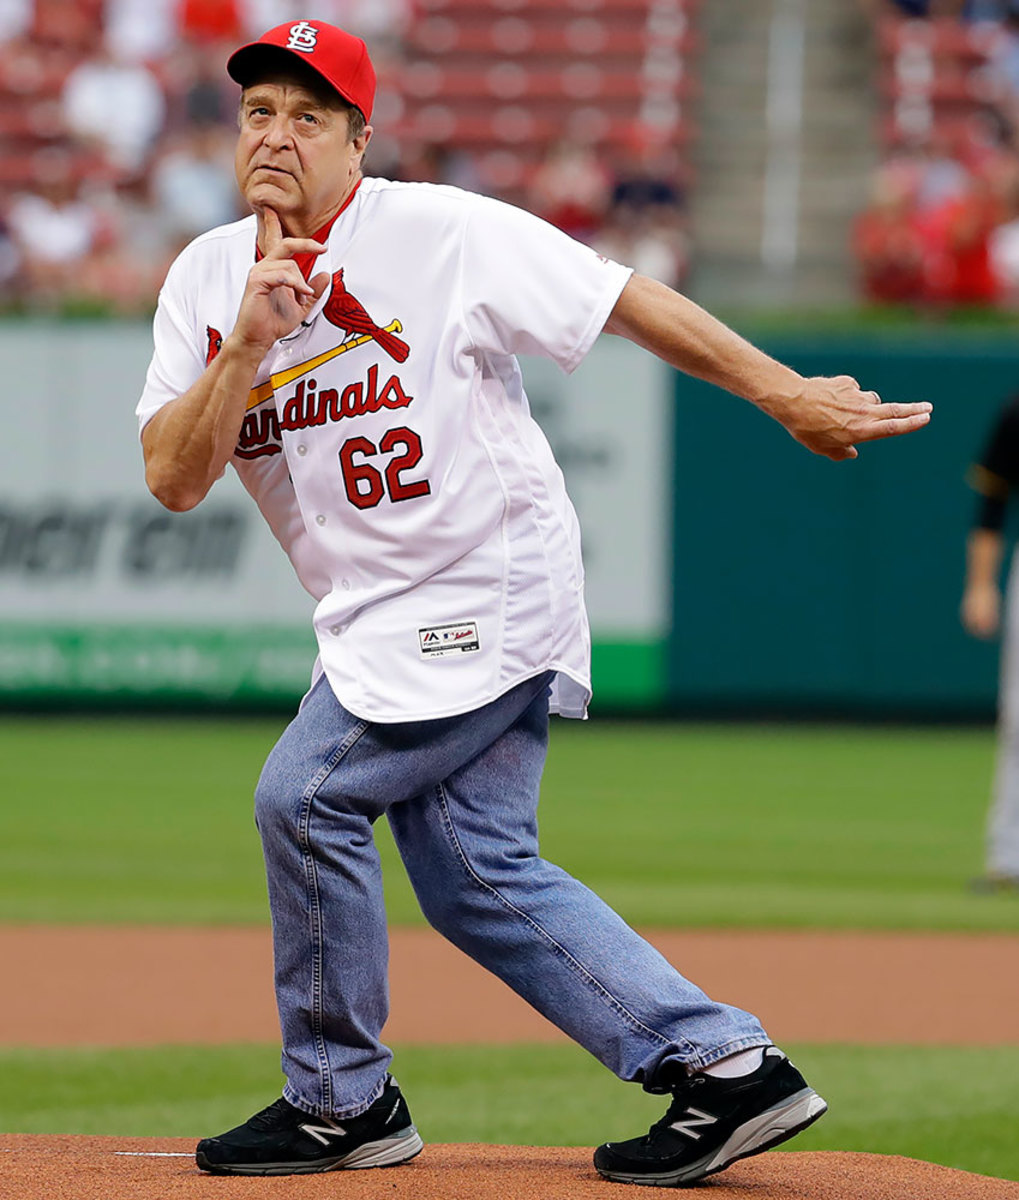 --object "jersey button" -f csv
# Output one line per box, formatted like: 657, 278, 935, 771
329, 624, 341, 636
296, 444, 307, 456
341, 579, 351, 590
315, 514, 326, 525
